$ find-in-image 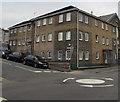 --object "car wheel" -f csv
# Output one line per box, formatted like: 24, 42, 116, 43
7, 56, 9, 60
23, 60, 26, 65
34, 63, 38, 68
